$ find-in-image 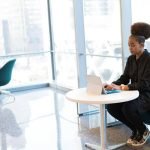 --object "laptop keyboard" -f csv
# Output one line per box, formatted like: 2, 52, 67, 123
105, 89, 121, 94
